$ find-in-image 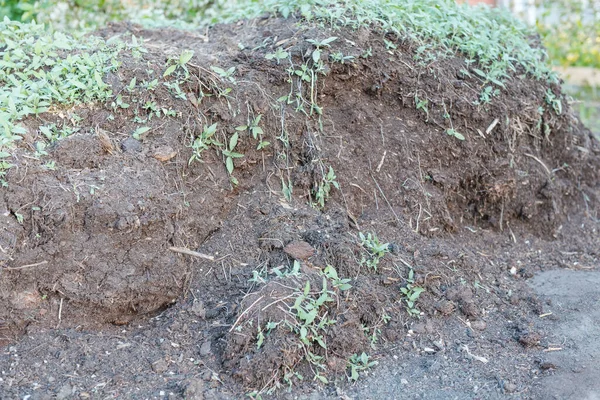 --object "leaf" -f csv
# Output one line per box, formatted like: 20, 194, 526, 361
312, 48, 322, 64
163, 64, 177, 77
315, 336, 326, 349
235, 125, 248, 131
322, 36, 338, 46
300, 326, 308, 340
229, 132, 238, 150
179, 50, 194, 65
210, 66, 226, 76
226, 156, 234, 175
305, 309, 318, 325
132, 126, 151, 140
472, 68, 487, 78
315, 374, 328, 384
